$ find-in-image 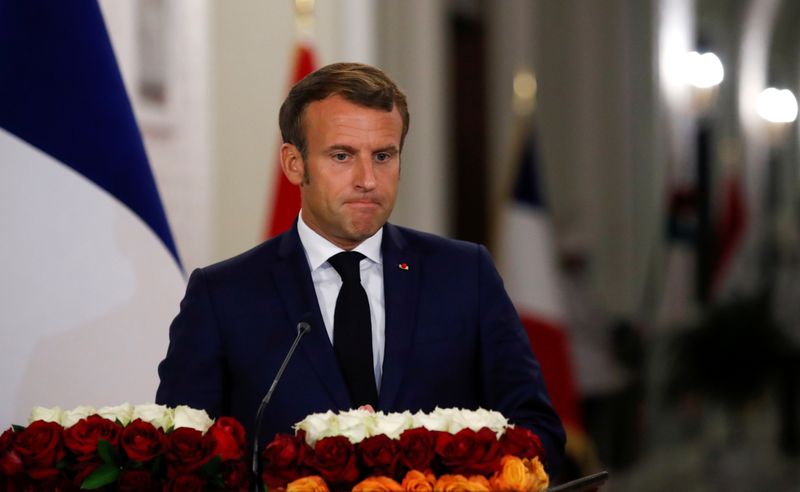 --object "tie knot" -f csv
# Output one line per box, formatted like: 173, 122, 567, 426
328, 251, 365, 283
